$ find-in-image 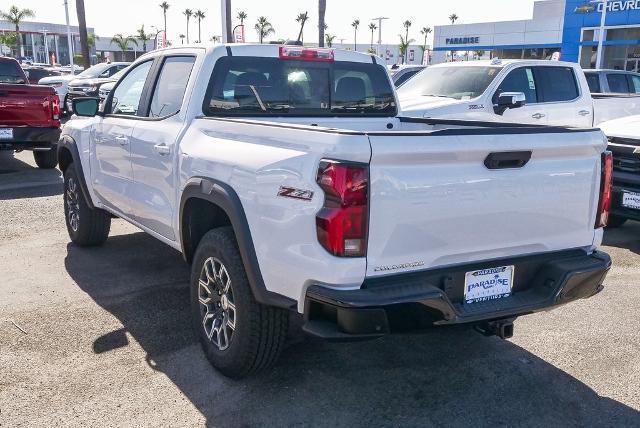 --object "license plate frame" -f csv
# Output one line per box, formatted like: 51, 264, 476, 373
464, 265, 514, 304
622, 191, 640, 210
0, 128, 13, 140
